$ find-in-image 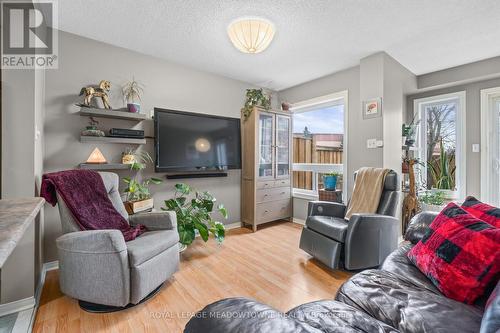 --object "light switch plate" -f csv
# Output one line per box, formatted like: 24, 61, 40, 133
367, 139, 377, 149
472, 144, 480, 153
